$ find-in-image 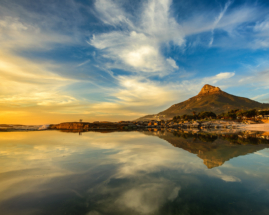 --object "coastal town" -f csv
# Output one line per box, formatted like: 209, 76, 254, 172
1, 119, 269, 144
1, 113, 269, 135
